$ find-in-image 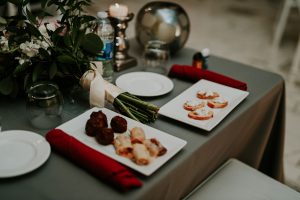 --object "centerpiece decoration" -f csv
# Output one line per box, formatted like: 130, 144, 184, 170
0, 0, 159, 123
